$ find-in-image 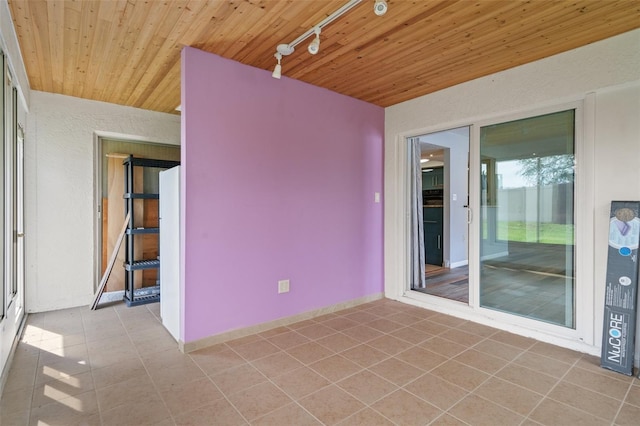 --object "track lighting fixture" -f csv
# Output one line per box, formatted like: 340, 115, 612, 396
271, 0, 387, 79
374, 0, 387, 16
308, 27, 321, 55
272, 52, 282, 79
